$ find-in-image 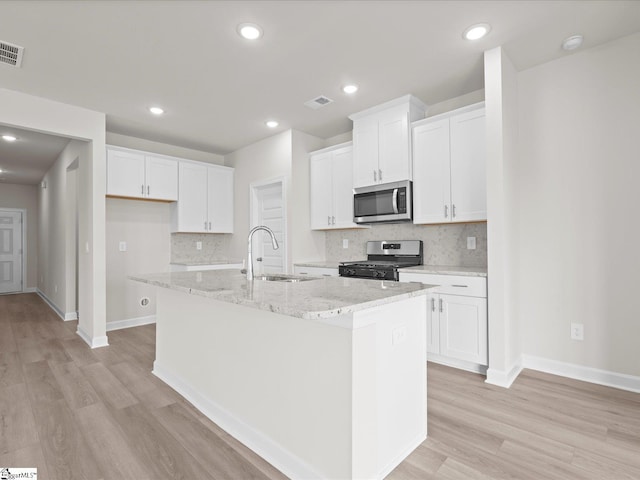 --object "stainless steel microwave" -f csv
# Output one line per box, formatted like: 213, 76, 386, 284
353, 180, 412, 224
